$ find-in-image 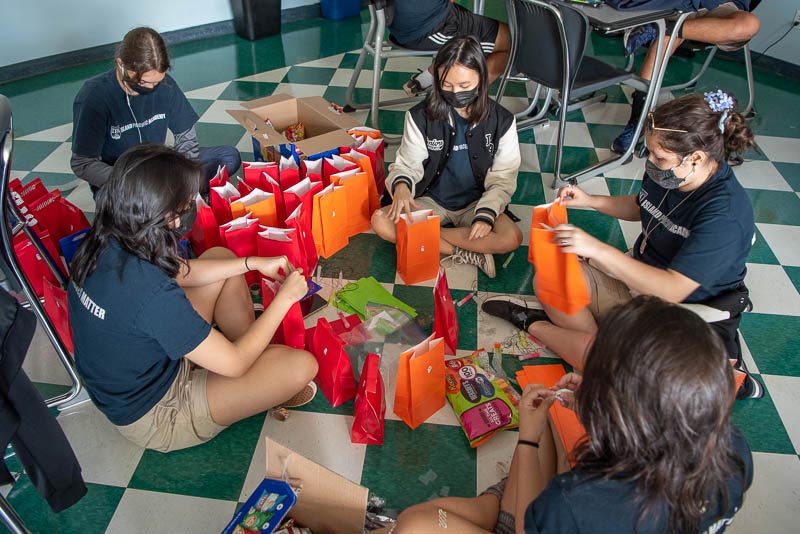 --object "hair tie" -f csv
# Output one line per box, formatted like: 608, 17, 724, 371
704, 90, 735, 134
